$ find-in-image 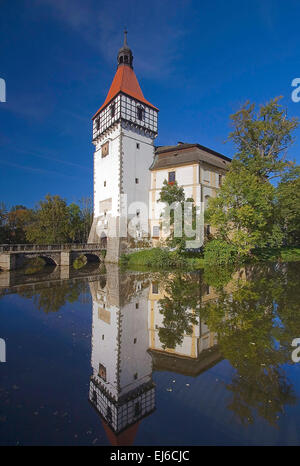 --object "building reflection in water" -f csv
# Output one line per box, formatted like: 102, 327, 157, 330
89, 265, 155, 445
88, 265, 220, 444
